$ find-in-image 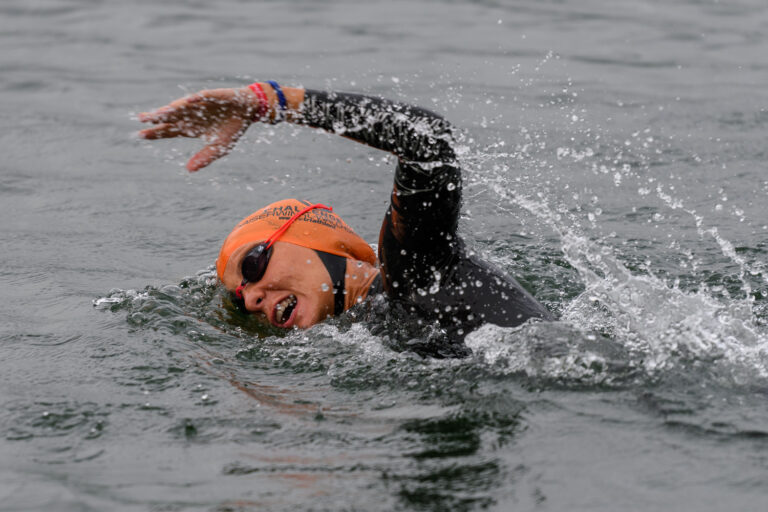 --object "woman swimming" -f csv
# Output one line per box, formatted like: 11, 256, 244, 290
139, 81, 552, 356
